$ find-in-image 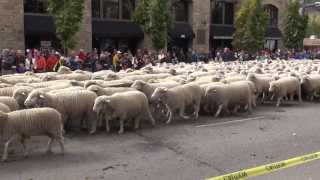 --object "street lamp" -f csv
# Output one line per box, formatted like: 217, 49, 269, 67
299, 0, 320, 15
